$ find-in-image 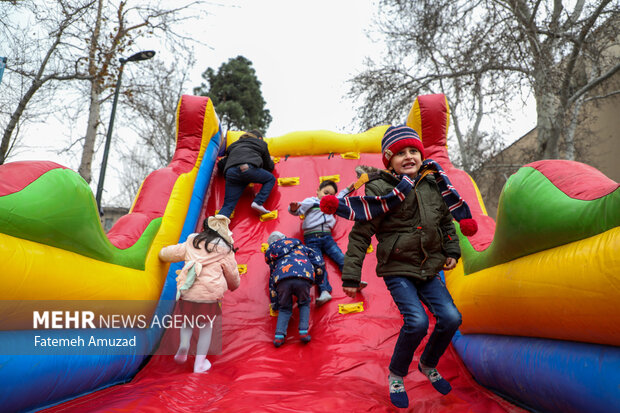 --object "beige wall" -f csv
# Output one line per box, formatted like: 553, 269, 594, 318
101, 206, 129, 232
472, 72, 620, 219
573, 73, 620, 182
